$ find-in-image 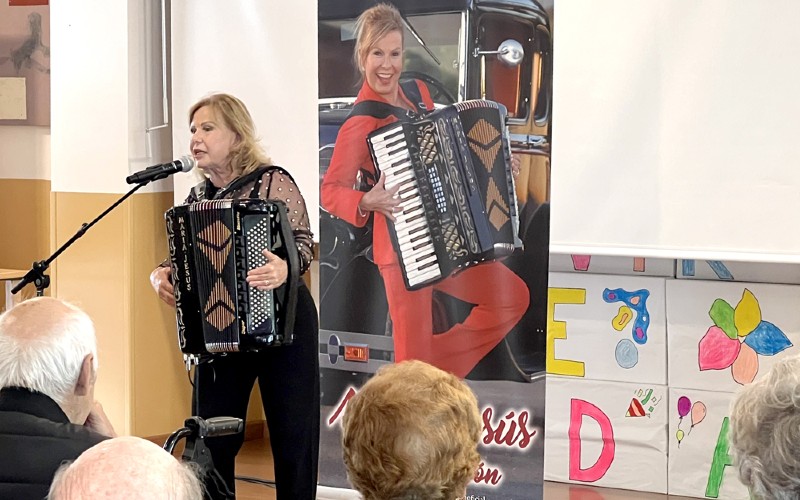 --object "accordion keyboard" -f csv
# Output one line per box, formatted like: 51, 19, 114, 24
366, 100, 516, 291
370, 124, 443, 287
